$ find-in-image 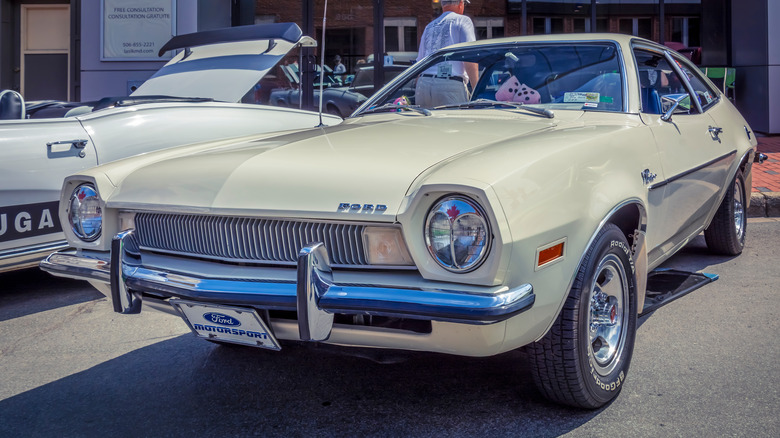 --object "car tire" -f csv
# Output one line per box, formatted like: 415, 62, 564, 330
529, 223, 637, 409
704, 170, 746, 256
